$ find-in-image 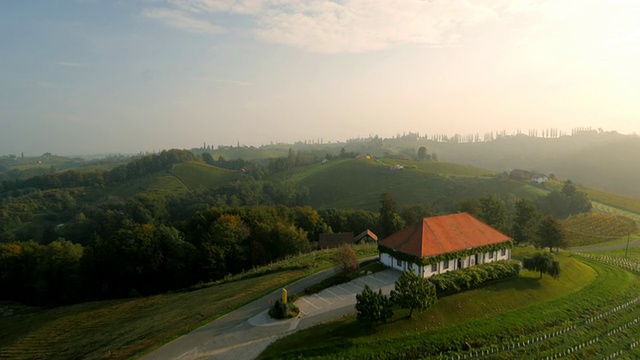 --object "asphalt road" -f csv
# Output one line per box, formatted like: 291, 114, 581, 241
141, 256, 390, 360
